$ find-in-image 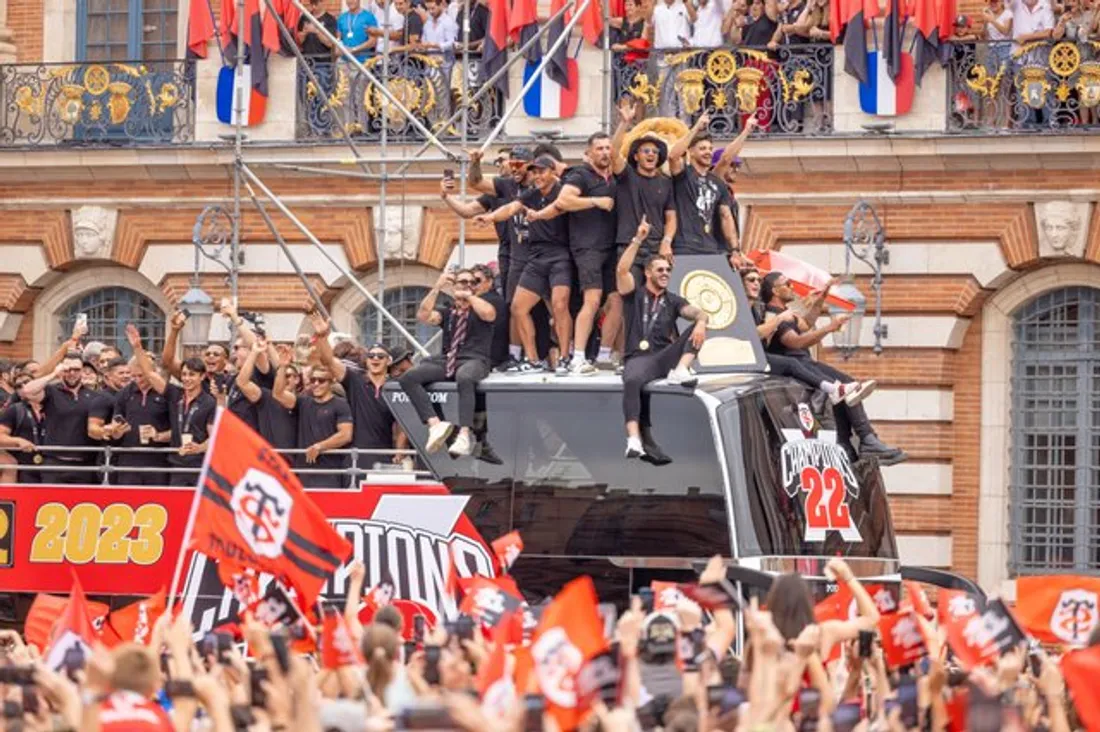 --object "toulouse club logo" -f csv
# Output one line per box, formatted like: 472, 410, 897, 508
1050, 589, 1098, 645
780, 403, 862, 543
